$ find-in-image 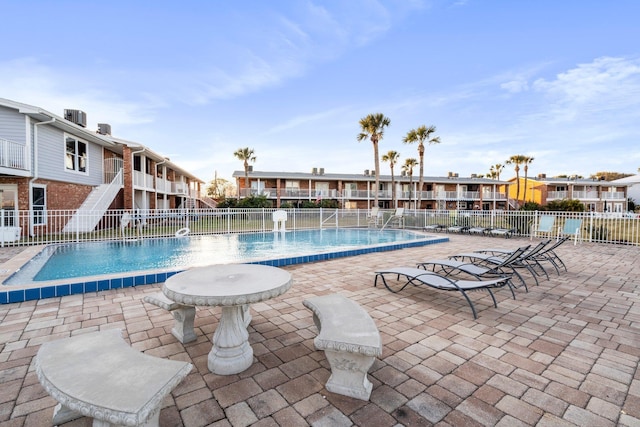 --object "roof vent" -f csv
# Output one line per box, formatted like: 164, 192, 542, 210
97, 123, 111, 135
64, 109, 87, 128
